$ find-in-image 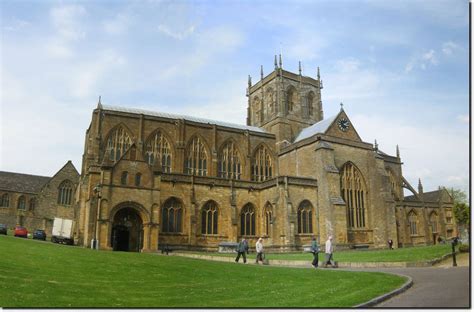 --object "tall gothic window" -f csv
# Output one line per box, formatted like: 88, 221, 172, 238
240, 204, 256, 236
263, 203, 272, 236
307, 92, 315, 117
106, 126, 132, 162
251, 145, 273, 182
145, 130, 172, 173
286, 86, 297, 113
218, 141, 241, 180
0, 193, 9, 207
58, 180, 73, 206
29, 198, 36, 211
162, 198, 183, 233
297, 200, 313, 234
201, 201, 218, 235
408, 211, 418, 235
341, 163, 367, 229
429, 212, 438, 233
120, 171, 128, 185
185, 137, 208, 176
17, 196, 26, 210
